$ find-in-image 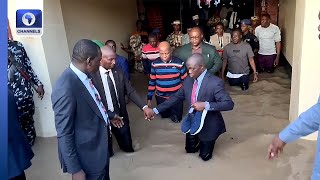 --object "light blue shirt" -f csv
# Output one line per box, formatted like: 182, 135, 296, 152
153, 69, 210, 114
279, 97, 320, 180
70, 63, 109, 123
